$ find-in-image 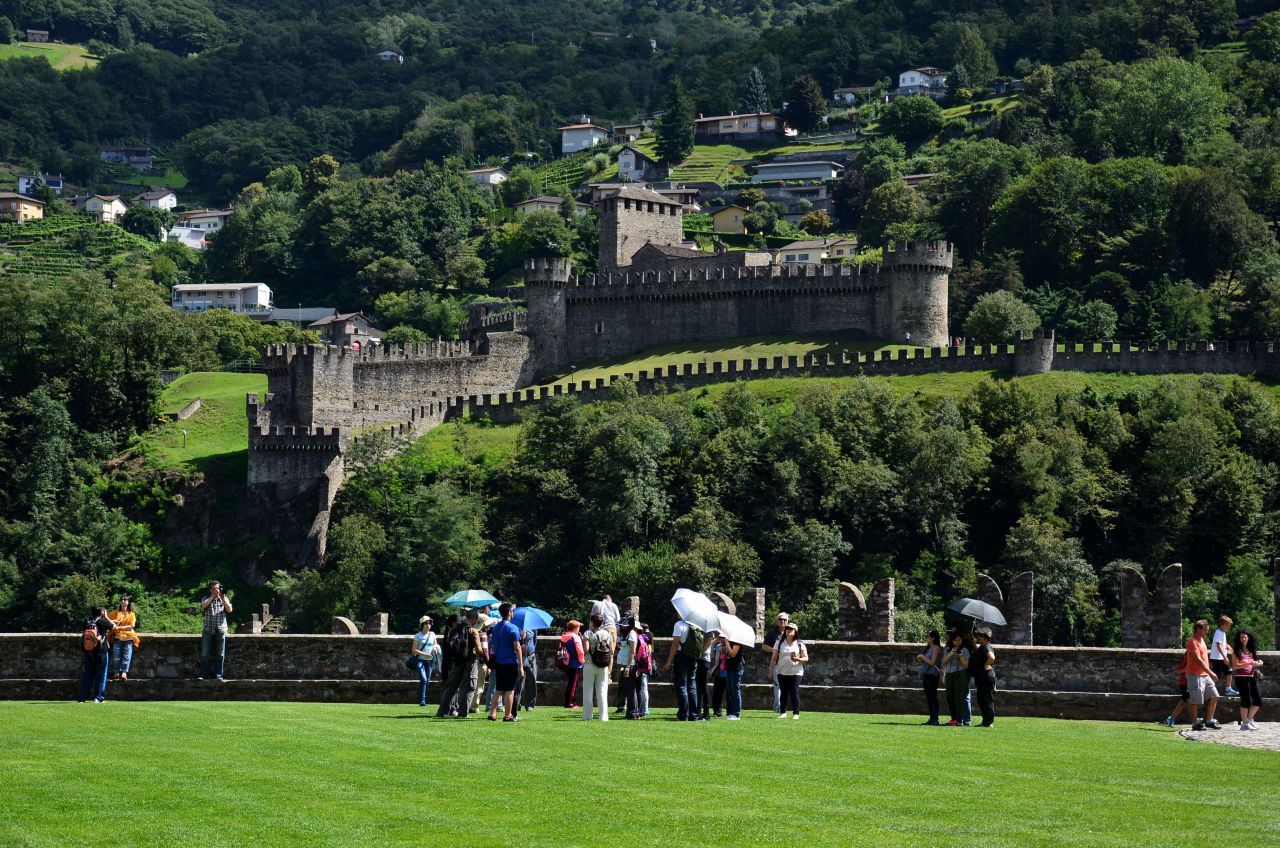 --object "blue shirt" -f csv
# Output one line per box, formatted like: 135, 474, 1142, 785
493, 620, 521, 665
